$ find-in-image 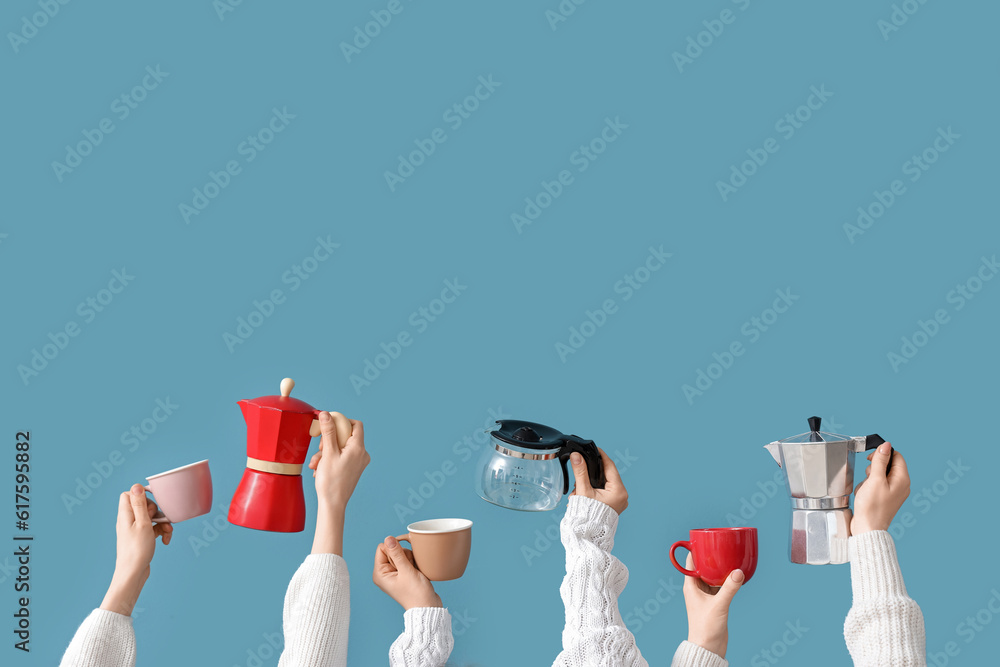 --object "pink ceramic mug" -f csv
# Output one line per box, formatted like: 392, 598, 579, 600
144, 459, 213, 523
